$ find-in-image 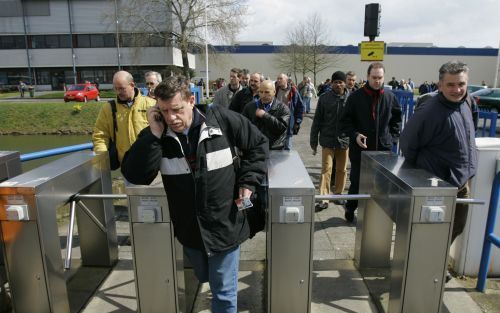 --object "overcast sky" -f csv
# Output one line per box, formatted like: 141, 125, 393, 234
235, 0, 500, 48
